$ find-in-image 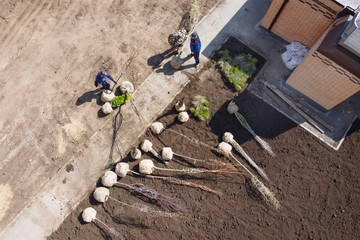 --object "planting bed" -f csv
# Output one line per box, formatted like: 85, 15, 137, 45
50, 38, 360, 240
